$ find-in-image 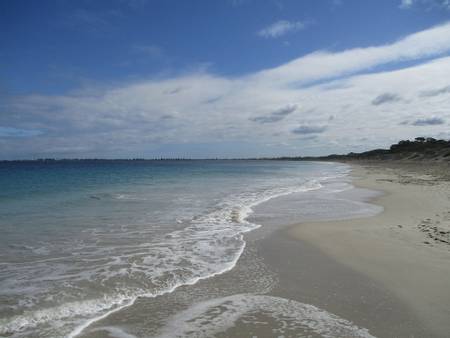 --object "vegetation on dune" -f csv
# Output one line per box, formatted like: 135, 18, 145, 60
317, 137, 450, 161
